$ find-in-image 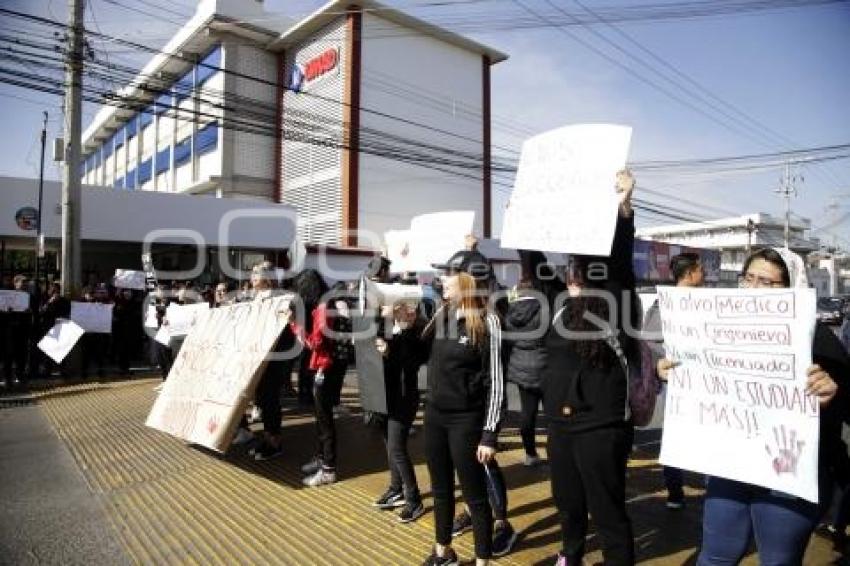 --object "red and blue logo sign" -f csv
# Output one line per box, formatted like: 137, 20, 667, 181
289, 48, 339, 93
